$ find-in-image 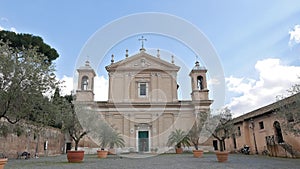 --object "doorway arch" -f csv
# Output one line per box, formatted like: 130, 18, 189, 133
273, 121, 284, 144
